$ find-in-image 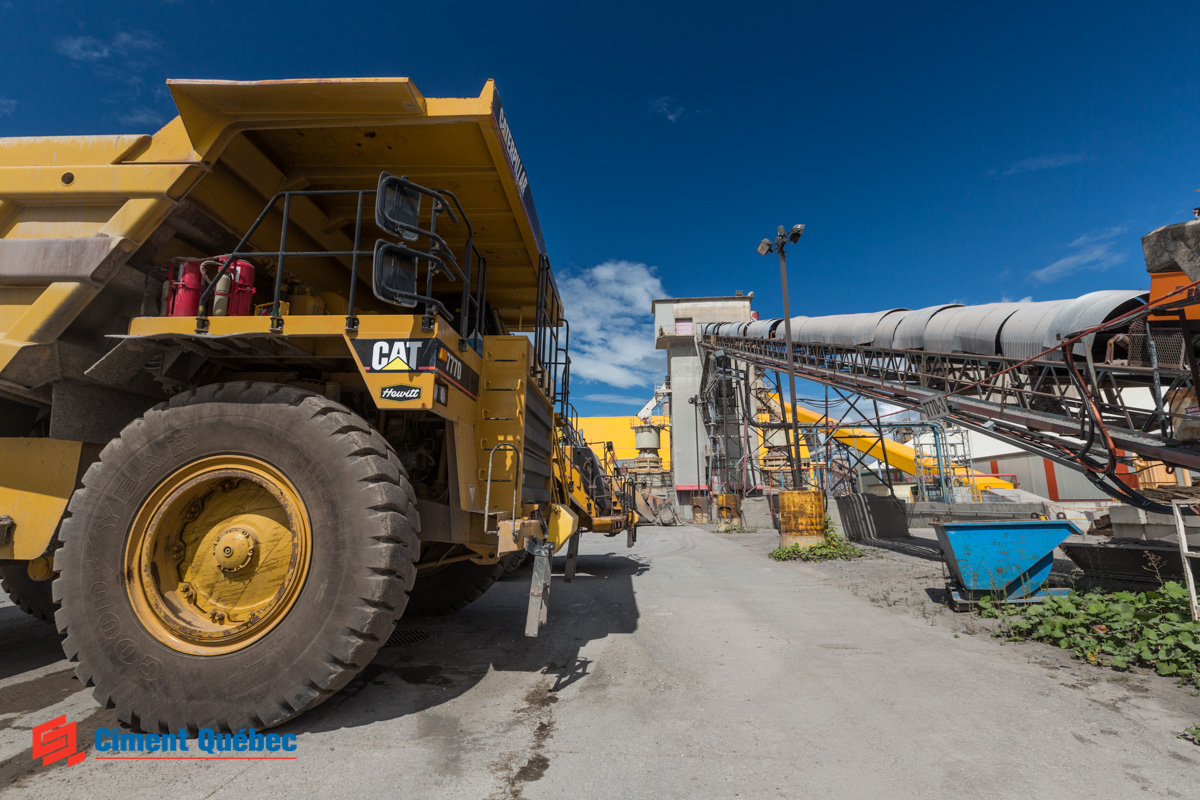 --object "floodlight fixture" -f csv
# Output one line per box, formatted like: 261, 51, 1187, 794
758, 222, 807, 490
